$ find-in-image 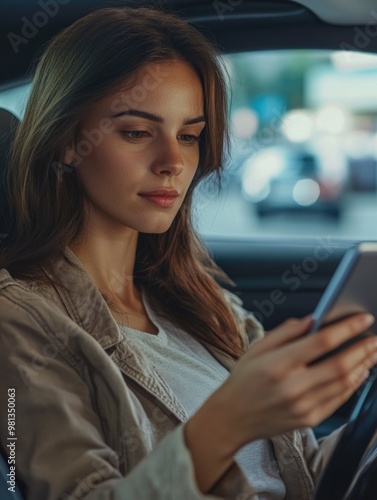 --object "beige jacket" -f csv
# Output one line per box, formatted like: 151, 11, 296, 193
0, 246, 339, 499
